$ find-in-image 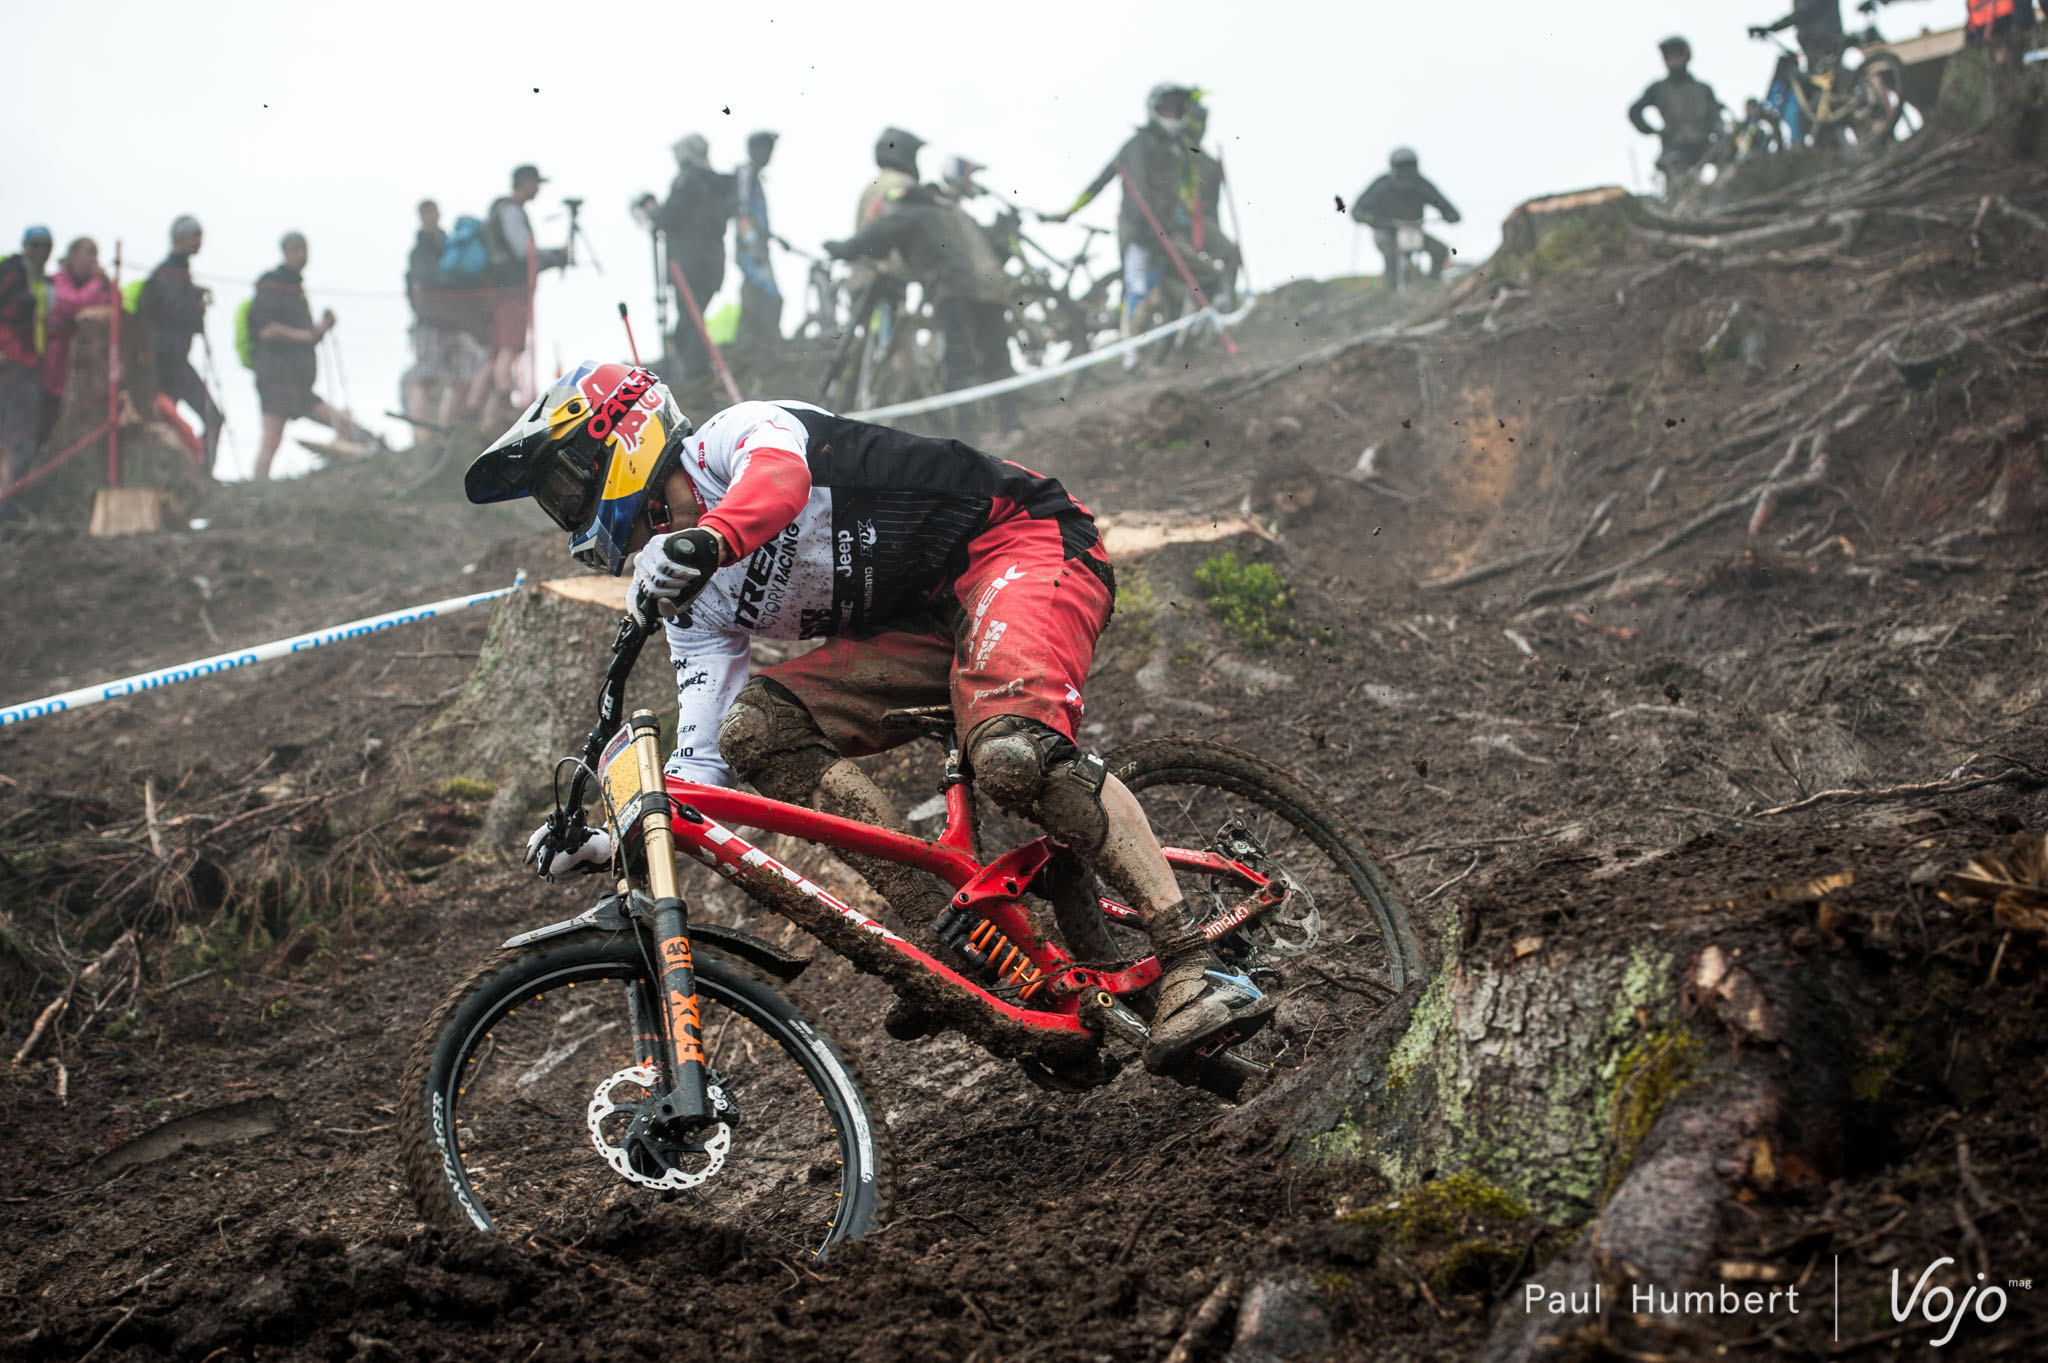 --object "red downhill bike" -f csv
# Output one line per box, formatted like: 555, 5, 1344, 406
401, 609, 1422, 1257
